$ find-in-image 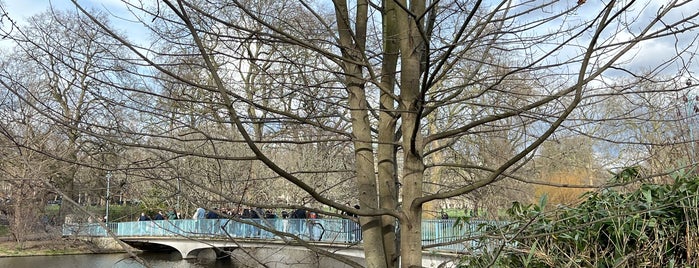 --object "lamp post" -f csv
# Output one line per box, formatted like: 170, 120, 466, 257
106, 172, 111, 223
682, 84, 697, 164
688, 95, 696, 163
176, 177, 181, 210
